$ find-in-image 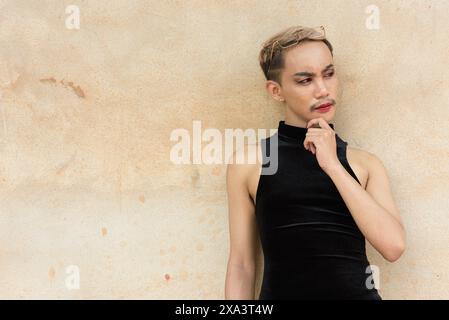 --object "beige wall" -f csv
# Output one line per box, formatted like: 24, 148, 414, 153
0, 0, 448, 299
